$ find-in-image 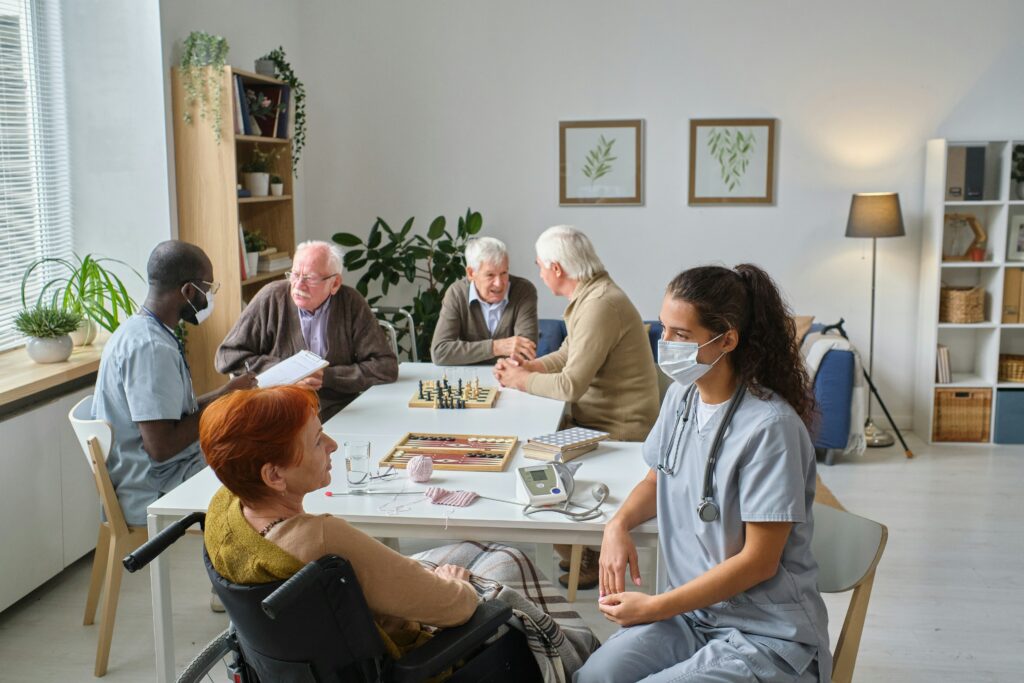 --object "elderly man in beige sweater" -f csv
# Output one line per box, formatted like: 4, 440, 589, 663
494, 225, 659, 589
